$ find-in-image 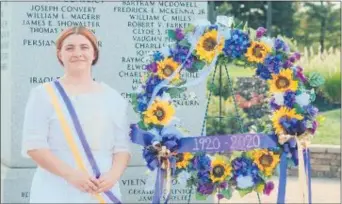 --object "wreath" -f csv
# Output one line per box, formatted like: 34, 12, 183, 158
129, 16, 325, 203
